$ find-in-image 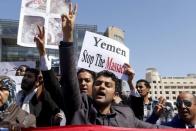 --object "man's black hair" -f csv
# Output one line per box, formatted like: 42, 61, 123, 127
136, 79, 151, 89
95, 70, 120, 93
77, 68, 96, 81
26, 68, 41, 81
17, 65, 30, 69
